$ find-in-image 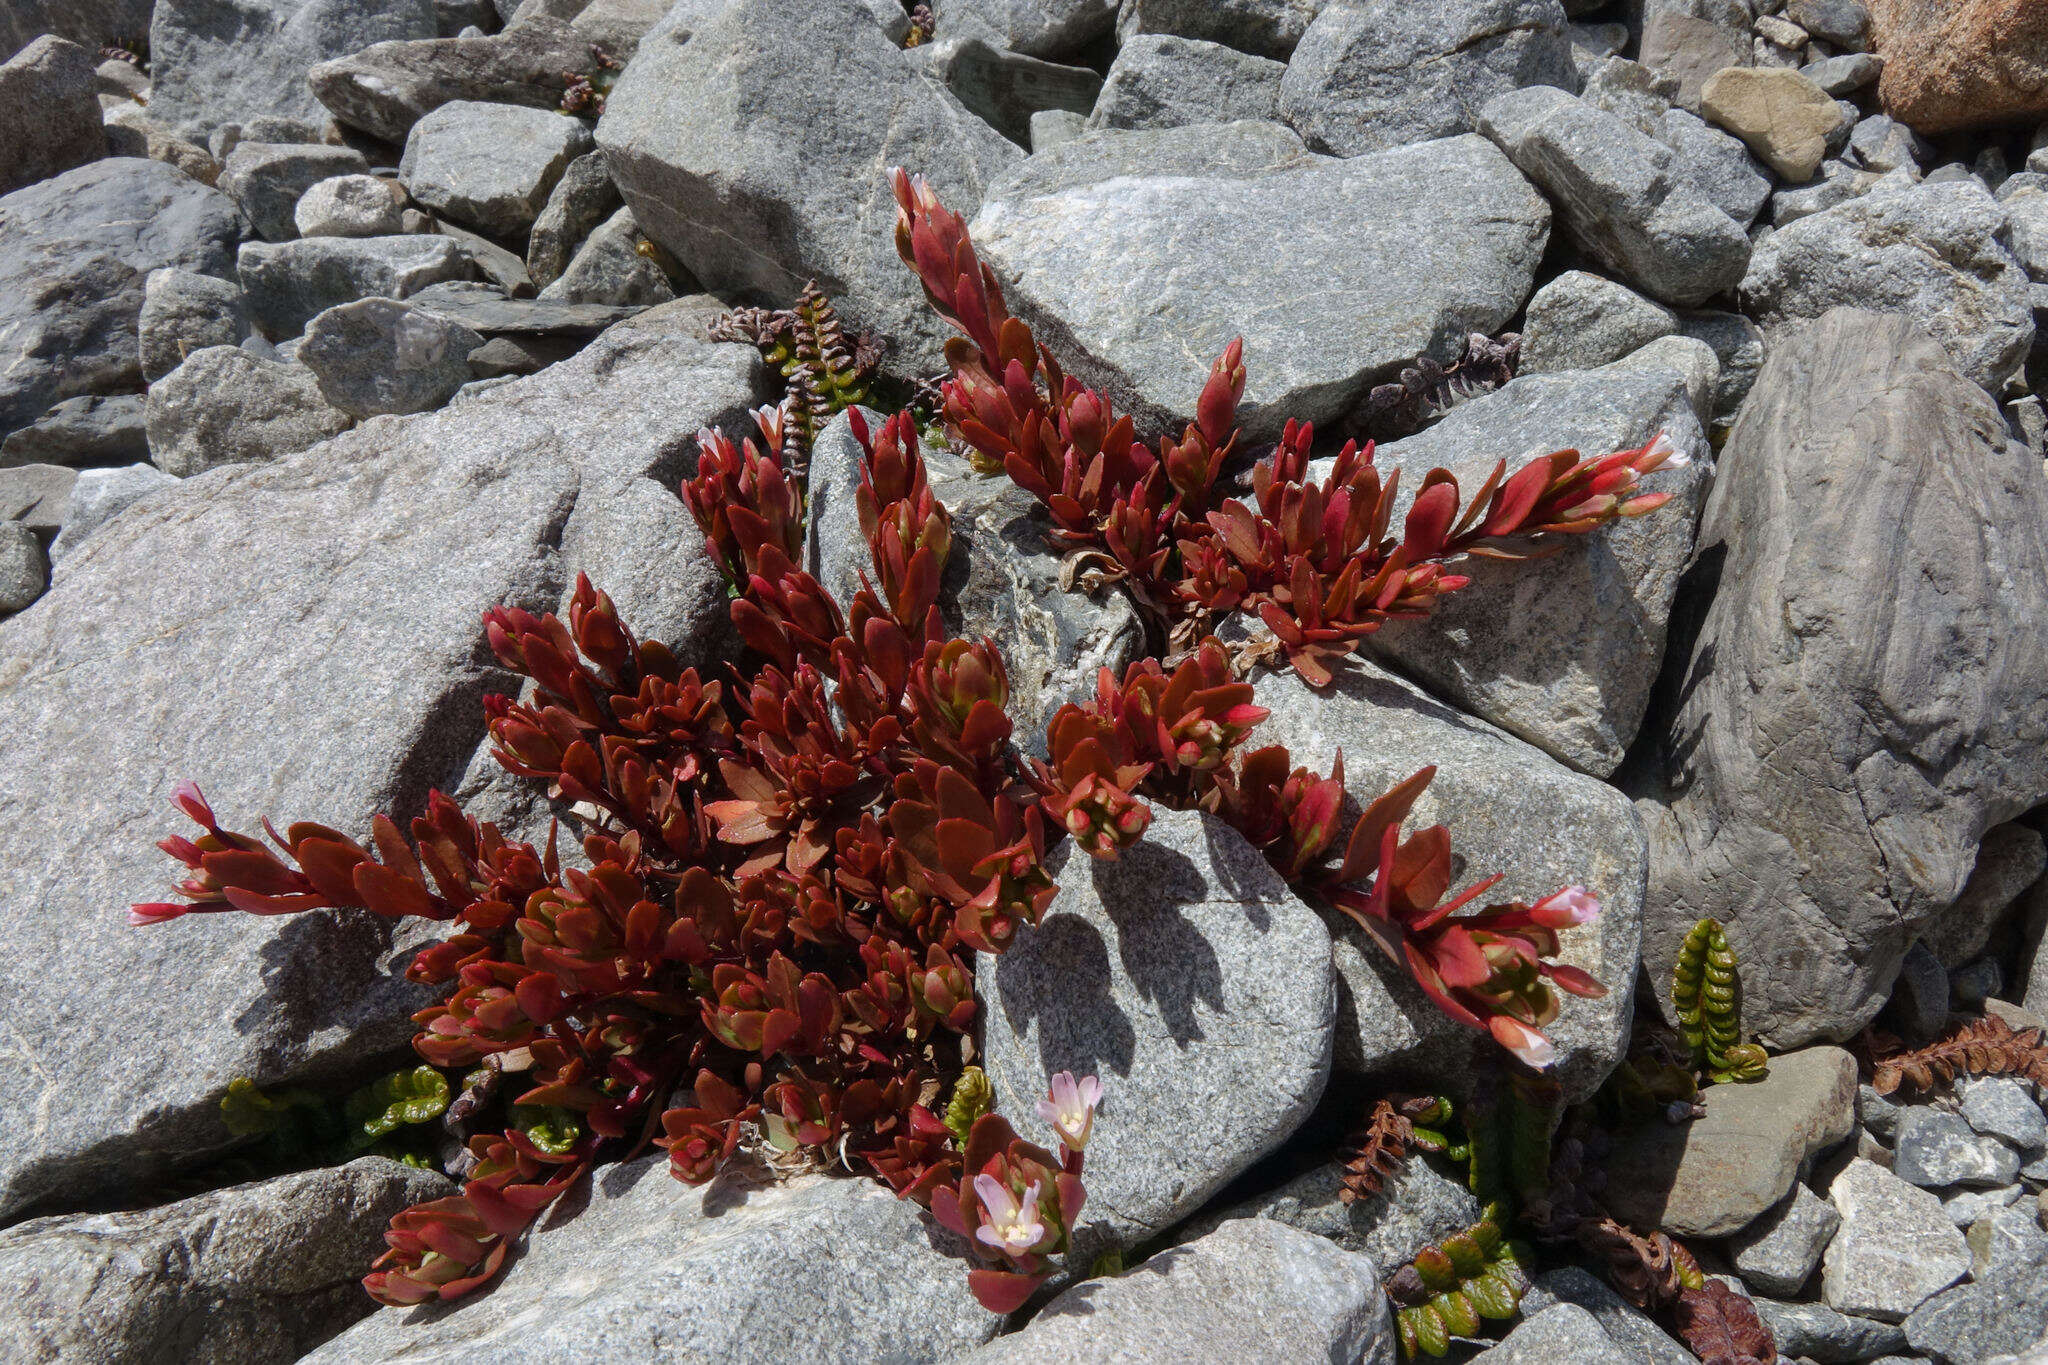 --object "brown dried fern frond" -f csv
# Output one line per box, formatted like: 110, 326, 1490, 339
1865, 1015, 2048, 1097
1675, 1280, 1777, 1365
1338, 1098, 1412, 1203
1576, 1216, 1702, 1310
